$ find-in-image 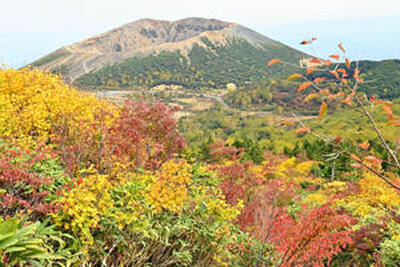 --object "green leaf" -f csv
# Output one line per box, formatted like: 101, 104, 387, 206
5, 246, 27, 253
0, 219, 18, 236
